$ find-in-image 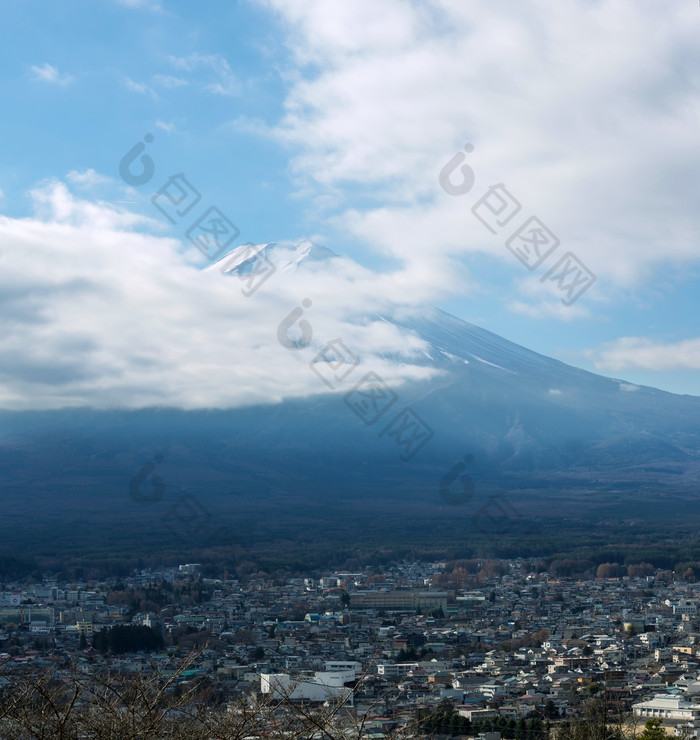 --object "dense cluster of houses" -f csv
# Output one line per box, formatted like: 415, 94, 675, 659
3, 559, 700, 733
